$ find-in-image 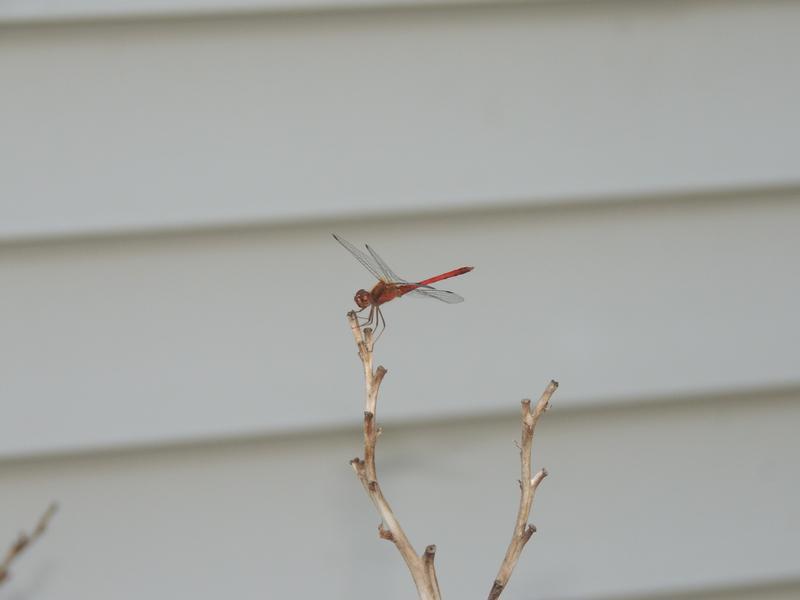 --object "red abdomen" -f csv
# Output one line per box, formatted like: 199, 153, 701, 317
371, 266, 474, 305
417, 266, 473, 287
